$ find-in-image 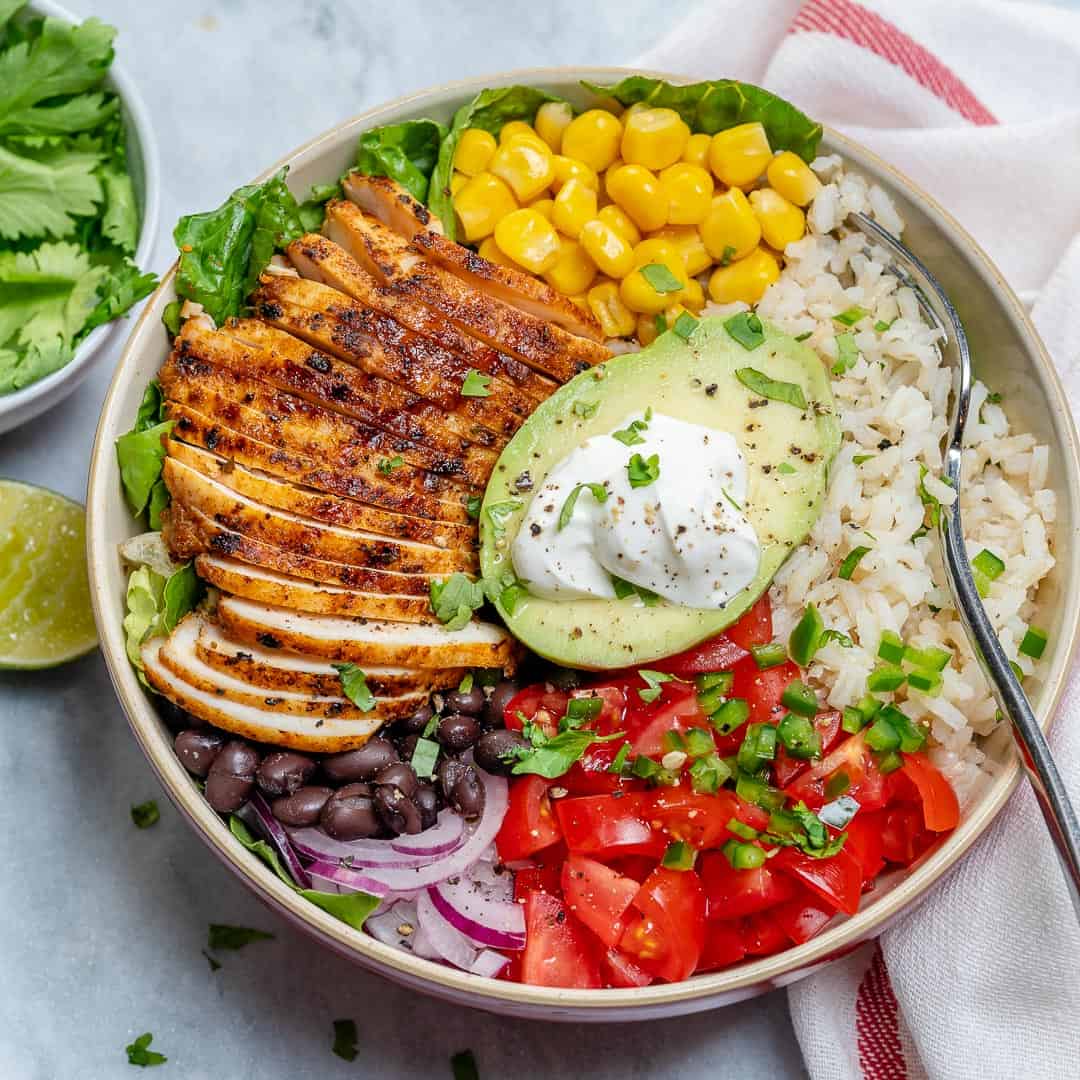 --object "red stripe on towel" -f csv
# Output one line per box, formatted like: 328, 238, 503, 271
790, 0, 998, 126
855, 942, 908, 1080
